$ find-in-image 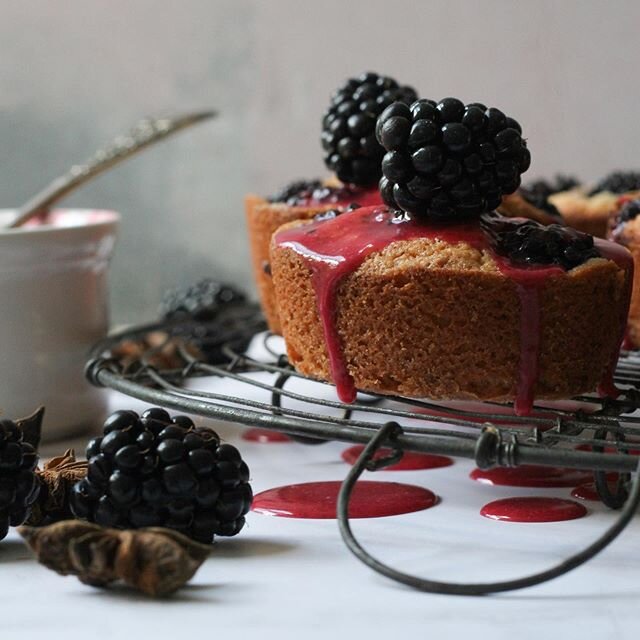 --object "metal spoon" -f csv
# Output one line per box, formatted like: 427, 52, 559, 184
7, 110, 216, 229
